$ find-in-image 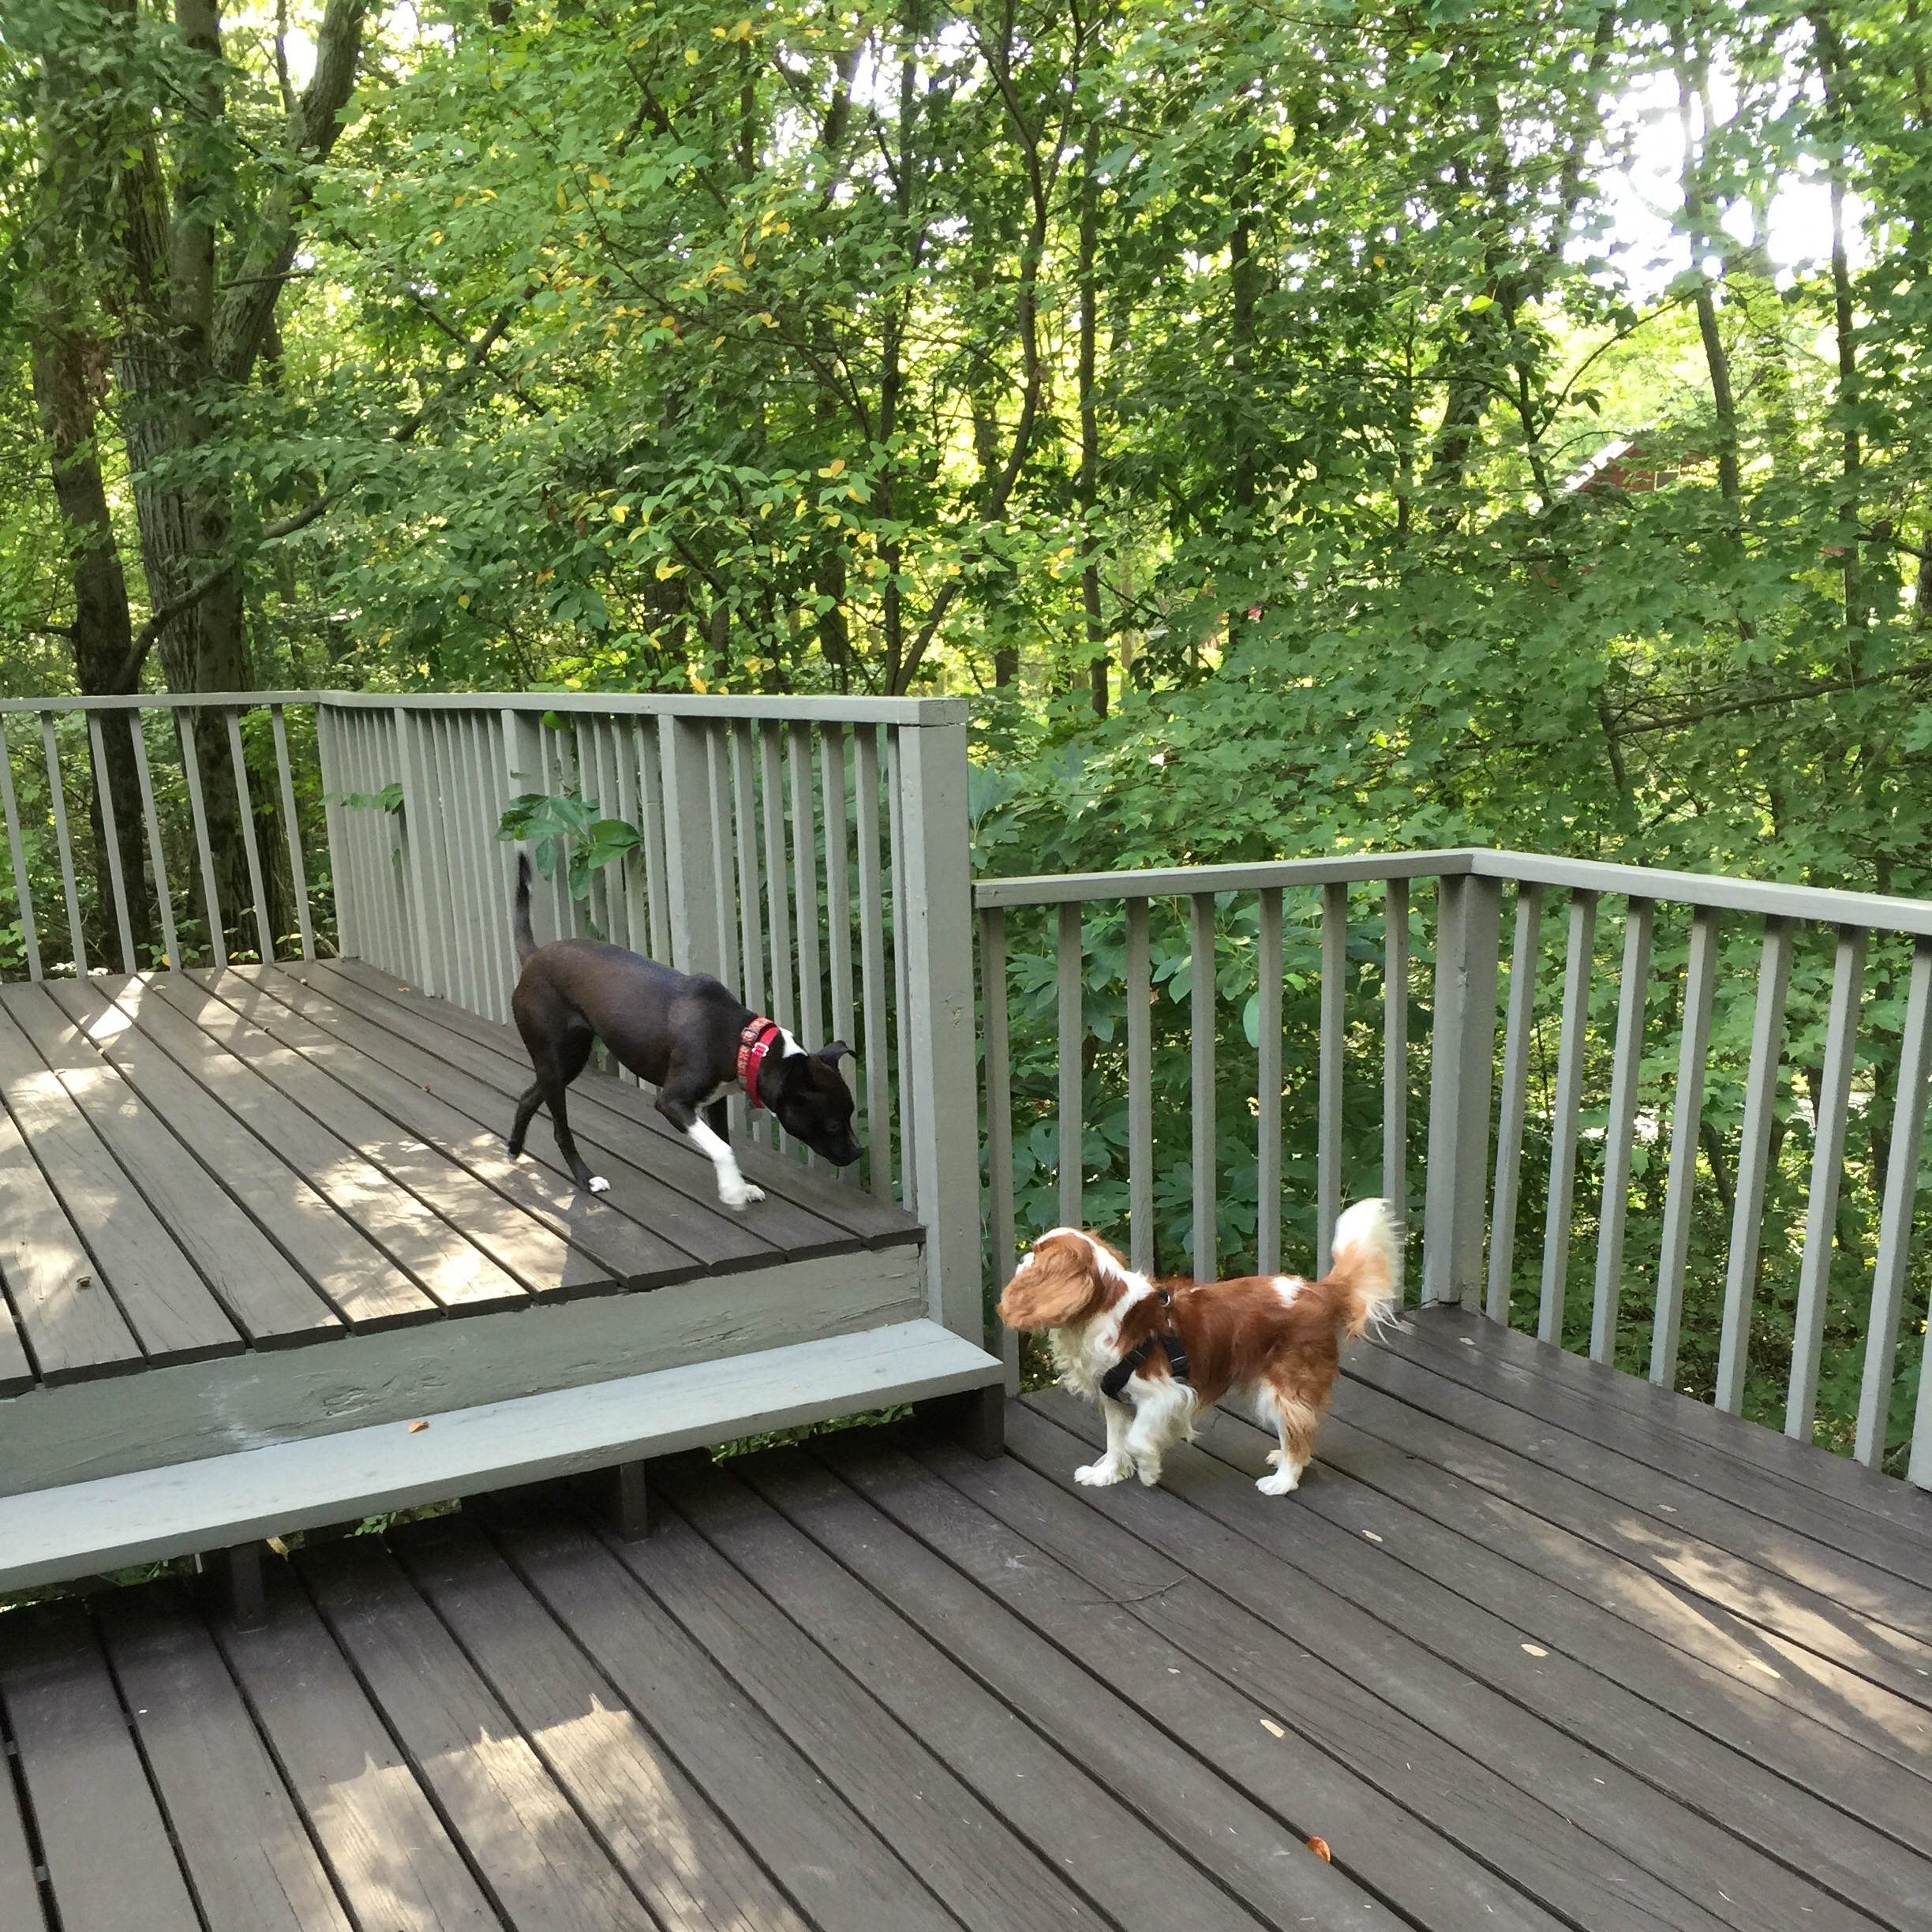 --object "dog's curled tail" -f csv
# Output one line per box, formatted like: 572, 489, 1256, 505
513, 852, 539, 964
1322, 1198, 1403, 1339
